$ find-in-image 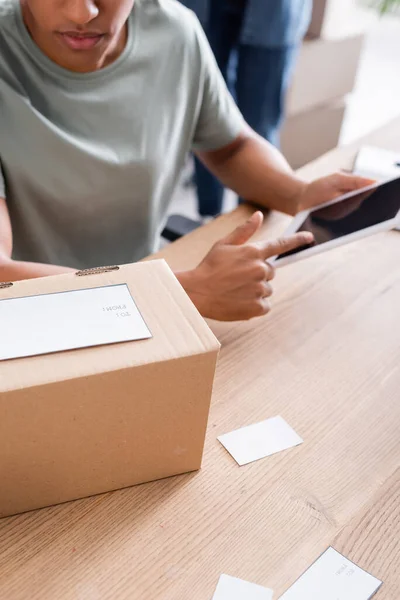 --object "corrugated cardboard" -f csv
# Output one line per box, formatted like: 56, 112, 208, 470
0, 260, 220, 517
308, 0, 377, 39
281, 99, 346, 168
286, 34, 364, 116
